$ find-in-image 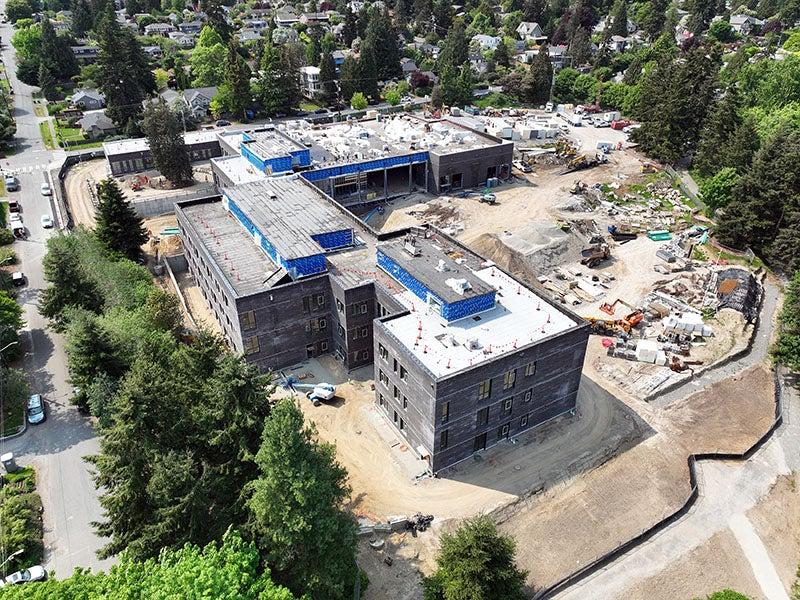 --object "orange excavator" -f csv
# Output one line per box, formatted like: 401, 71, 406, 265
599, 298, 644, 327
